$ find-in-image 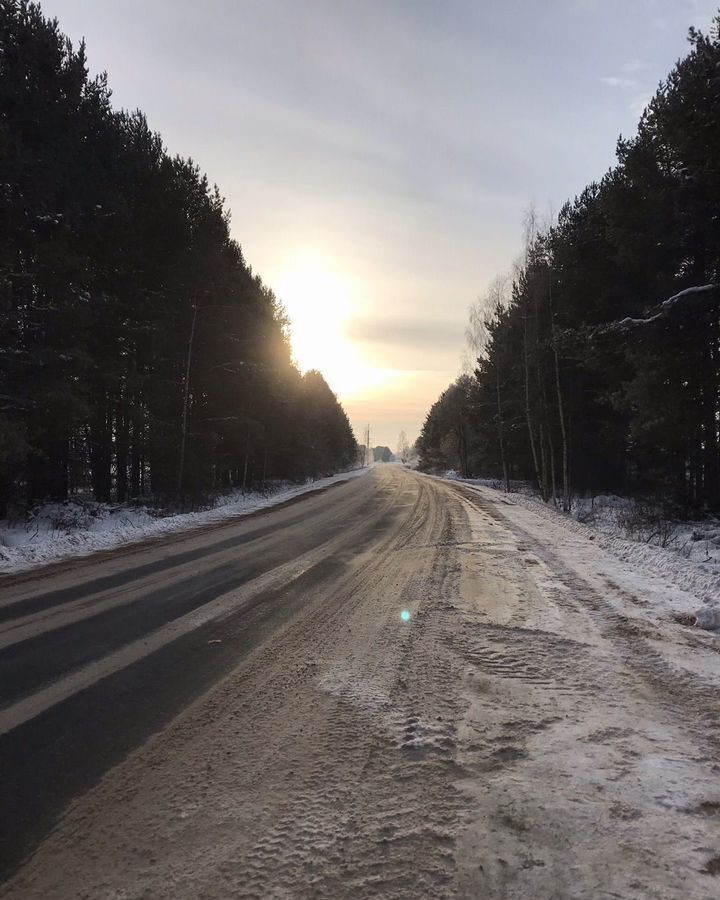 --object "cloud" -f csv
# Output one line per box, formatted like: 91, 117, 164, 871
565, 0, 602, 10
600, 75, 641, 89
343, 316, 464, 376
347, 317, 462, 352
600, 71, 655, 116
621, 58, 651, 73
